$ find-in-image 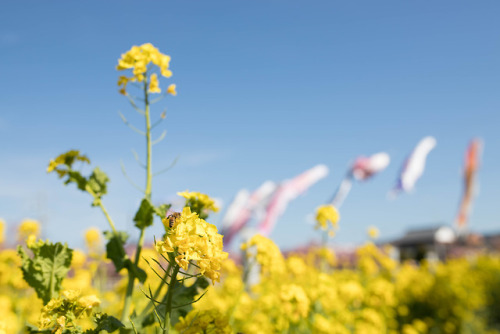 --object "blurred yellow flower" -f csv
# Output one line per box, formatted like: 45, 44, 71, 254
167, 83, 177, 96
84, 227, 101, 250
315, 204, 339, 236
0, 219, 5, 244
18, 219, 40, 240
367, 226, 379, 239
177, 190, 219, 217
148, 73, 161, 93
175, 309, 231, 334
241, 234, 285, 276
